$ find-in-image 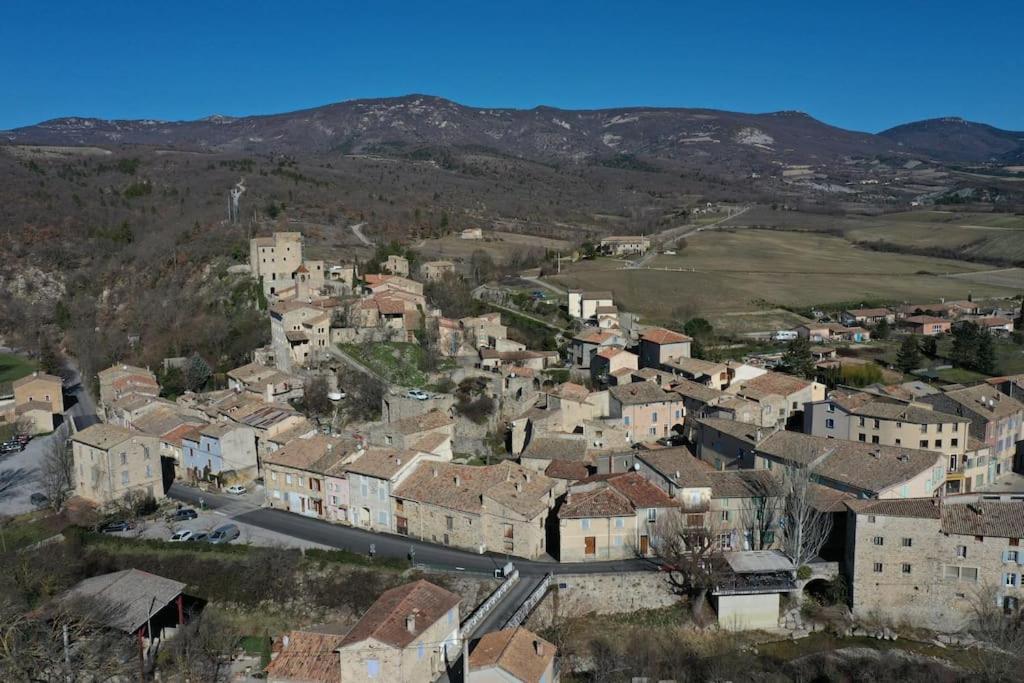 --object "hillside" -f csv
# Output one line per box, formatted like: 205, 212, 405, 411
880, 117, 1024, 163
